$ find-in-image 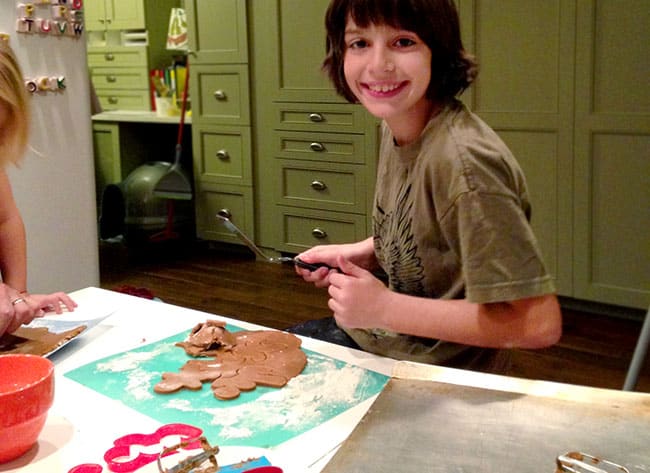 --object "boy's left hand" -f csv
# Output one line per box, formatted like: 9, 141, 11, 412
327, 256, 390, 329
